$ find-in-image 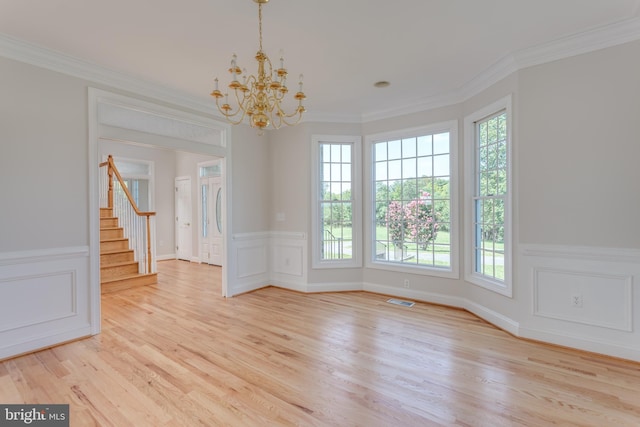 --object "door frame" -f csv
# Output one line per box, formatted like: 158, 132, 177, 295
197, 159, 224, 266
88, 88, 232, 335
